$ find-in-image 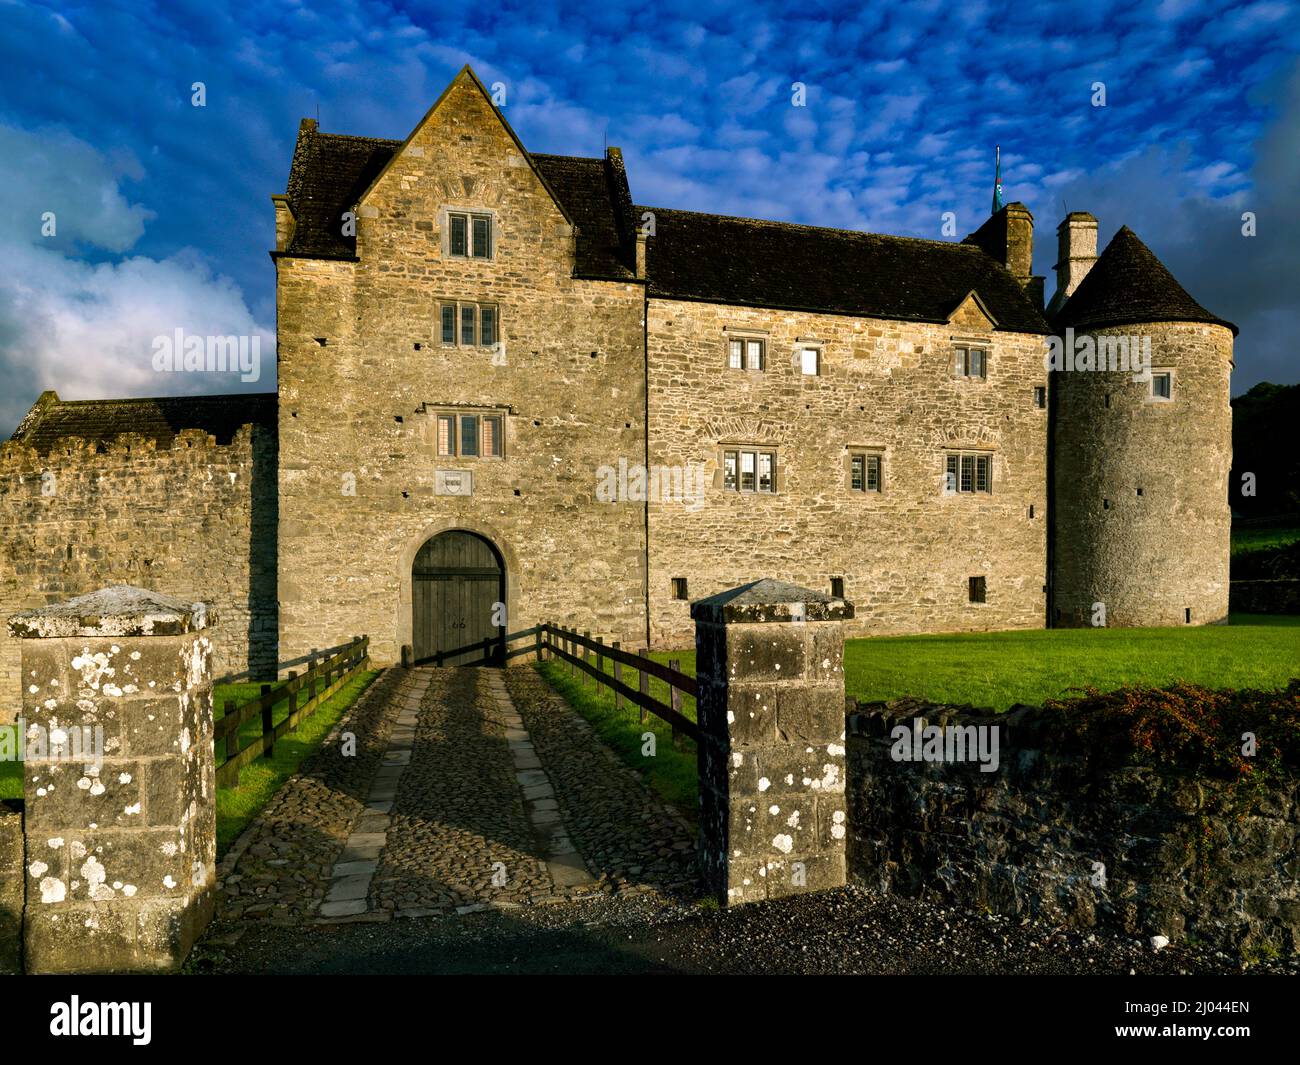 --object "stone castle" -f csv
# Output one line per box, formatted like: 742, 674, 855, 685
0, 66, 1236, 718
